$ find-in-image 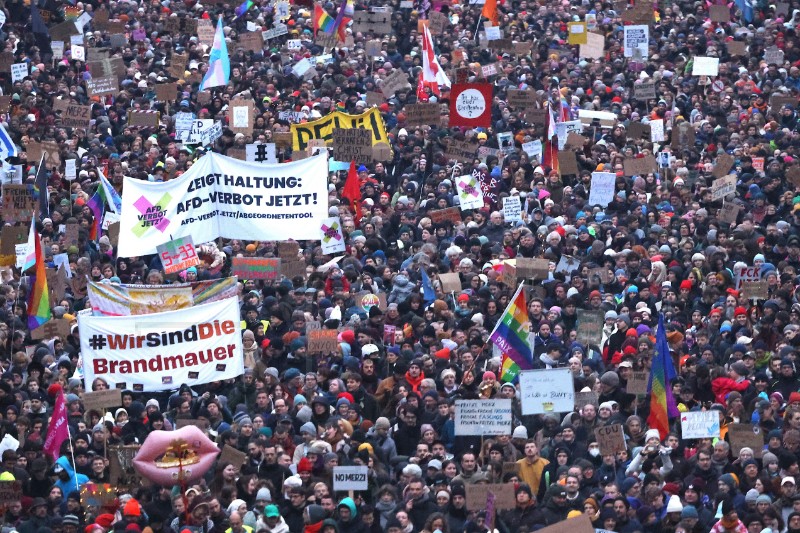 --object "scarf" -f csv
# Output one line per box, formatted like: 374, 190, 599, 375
375, 500, 395, 528
719, 516, 739, 530
304, 522, 323, 533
